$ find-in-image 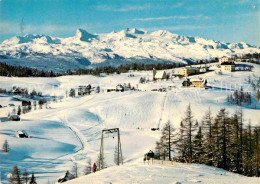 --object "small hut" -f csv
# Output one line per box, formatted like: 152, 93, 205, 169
16, 130, 29, 138
116, 84, 124, 92
144, 150, 155, 161
22, 101, 31, 106
154, 71, 167, 80
9, 115, 20, 121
